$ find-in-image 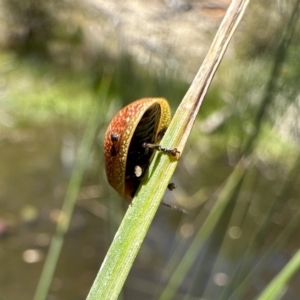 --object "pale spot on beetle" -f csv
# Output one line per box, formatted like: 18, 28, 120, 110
134, 165, 143, 177
125, 129, 131, 136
